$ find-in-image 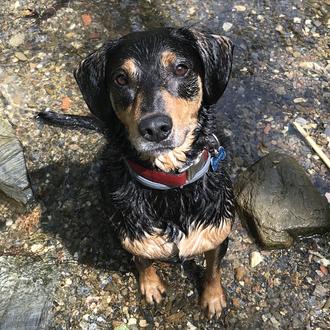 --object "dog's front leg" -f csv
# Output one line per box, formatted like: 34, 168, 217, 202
200, 238, 229, 319
134, 256, 166, 304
